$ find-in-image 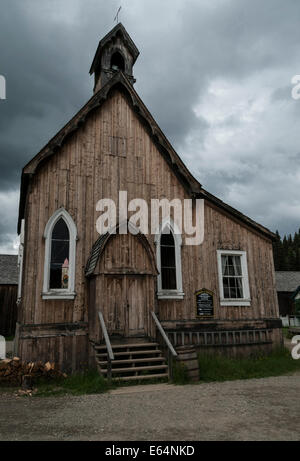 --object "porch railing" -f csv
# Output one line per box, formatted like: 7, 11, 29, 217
98, 311, 114, 382
167, 329, 273, 347
151, 311, 177, 380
